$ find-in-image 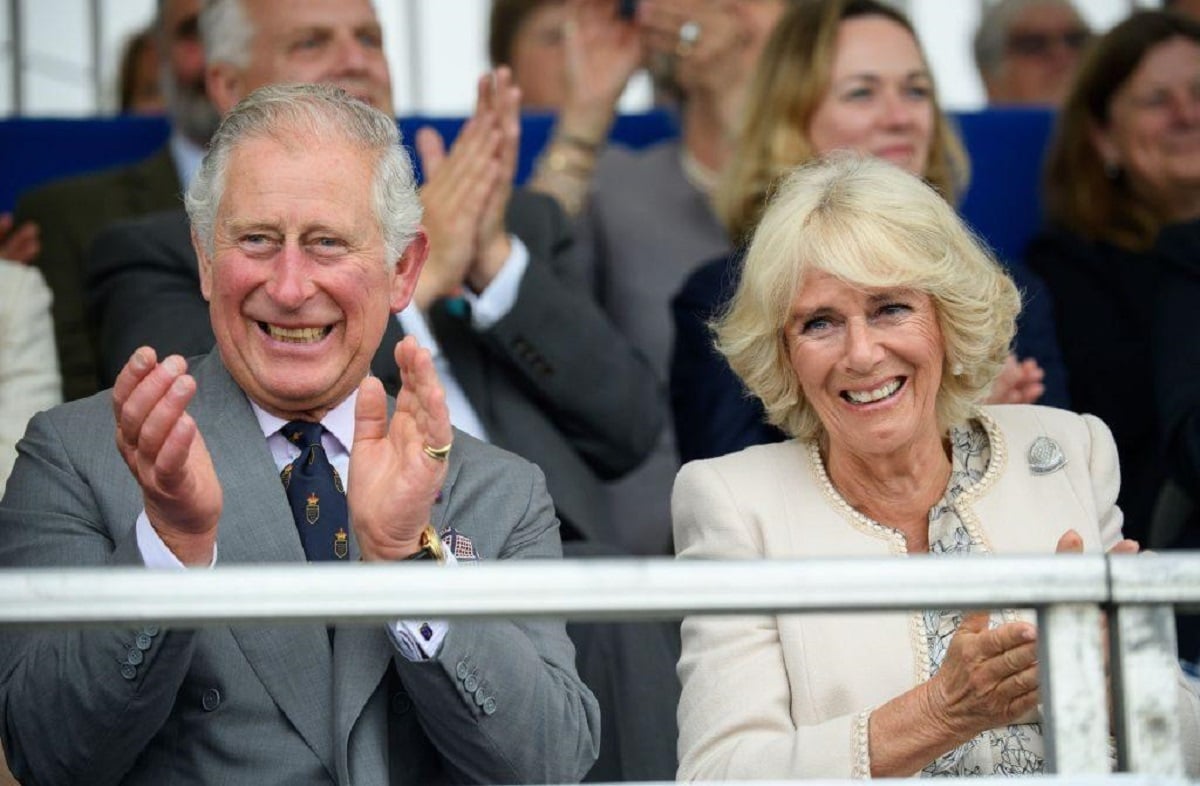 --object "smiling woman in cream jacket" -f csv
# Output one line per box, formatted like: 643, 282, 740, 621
672, 154, 1200, 779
